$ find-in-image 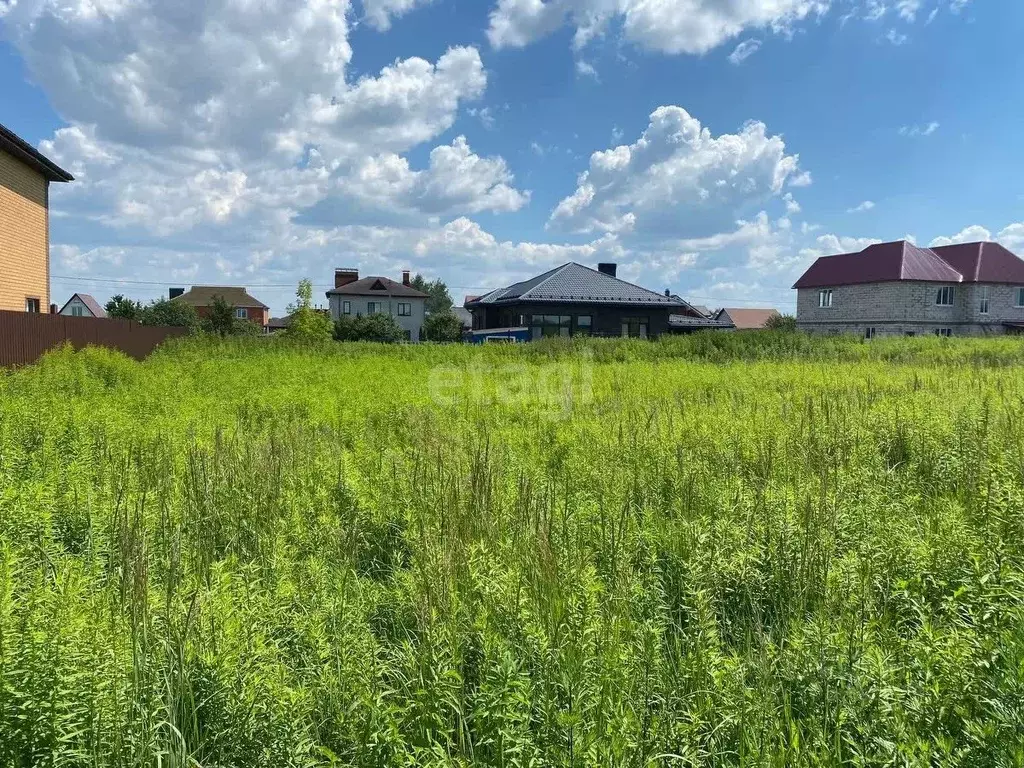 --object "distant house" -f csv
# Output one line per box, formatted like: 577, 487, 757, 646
326, 269, 429, 341
0, 123, 74, 313
793, 239, 1024, 337
715, 307, 781, 330
466, 262, 695, 341
170, 286, 270, 327
59, 293, 106, 318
